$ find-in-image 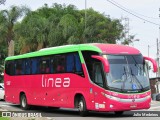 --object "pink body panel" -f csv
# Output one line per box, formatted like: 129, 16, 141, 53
93, 44, 140, 54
